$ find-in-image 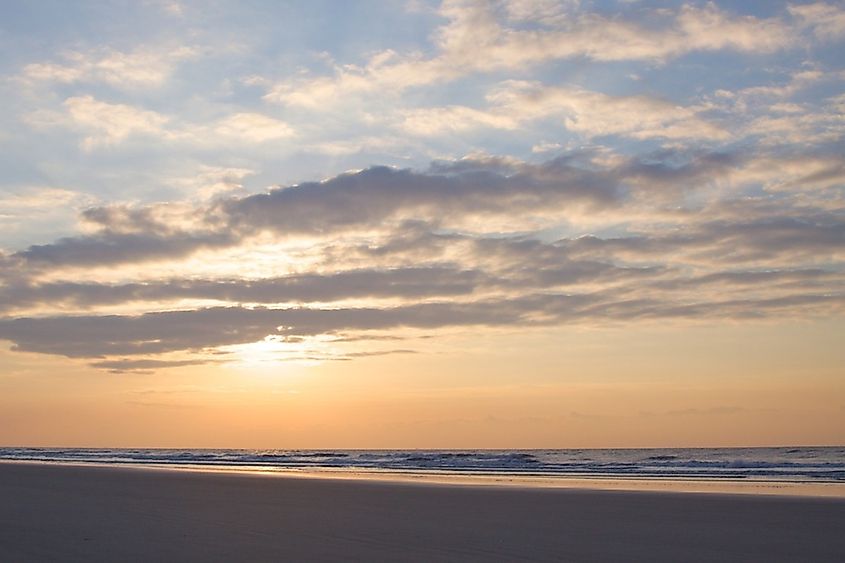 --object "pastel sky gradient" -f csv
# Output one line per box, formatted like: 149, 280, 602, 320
1, 0, 843, 448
